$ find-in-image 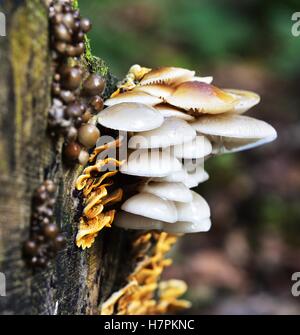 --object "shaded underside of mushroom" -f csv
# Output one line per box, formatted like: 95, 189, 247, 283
155, 104, 195, 121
